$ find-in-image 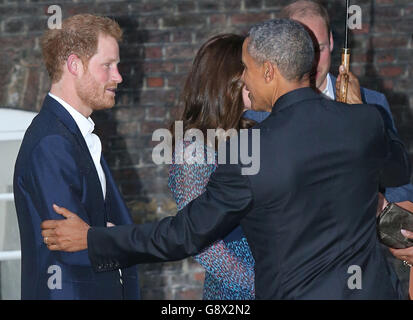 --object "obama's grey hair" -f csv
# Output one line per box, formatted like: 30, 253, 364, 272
247, 19, 314, 81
